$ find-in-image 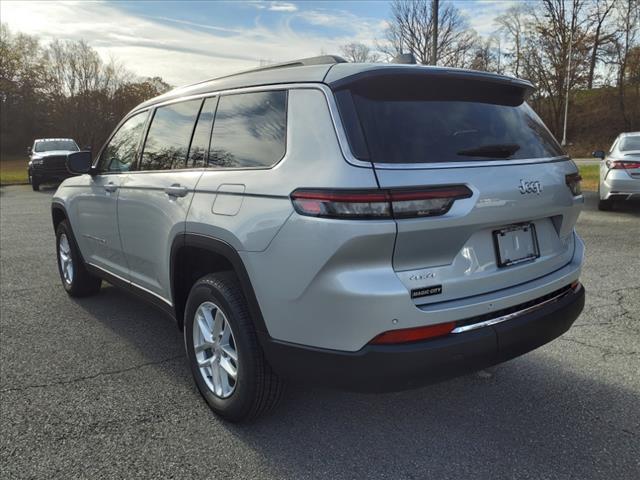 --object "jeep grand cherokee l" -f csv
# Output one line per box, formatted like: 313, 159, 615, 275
52, 56, 585, 422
